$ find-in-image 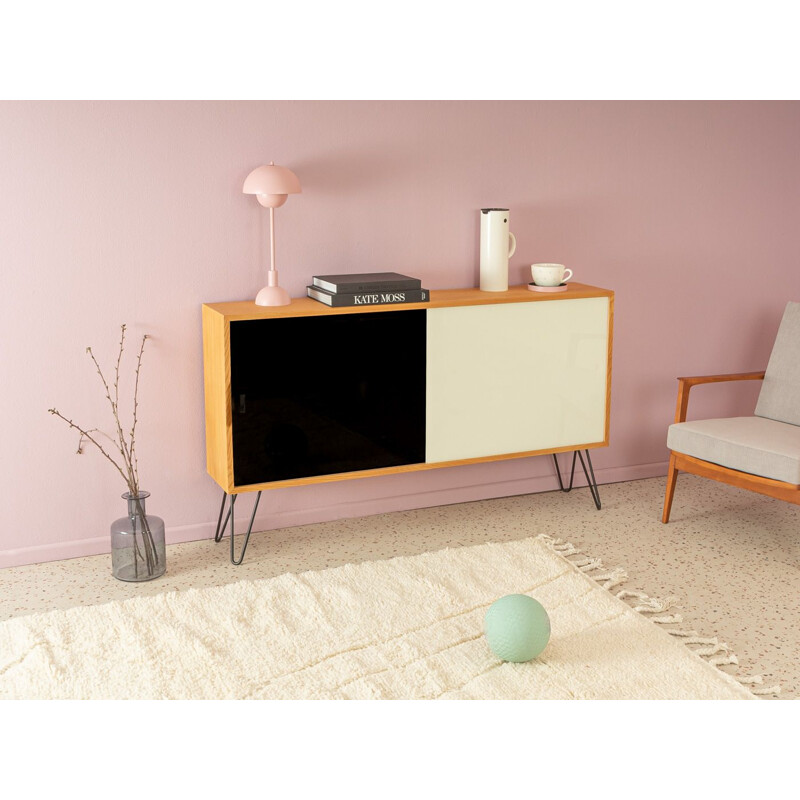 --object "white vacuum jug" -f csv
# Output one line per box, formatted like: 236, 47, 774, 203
479, 208, 517, 292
